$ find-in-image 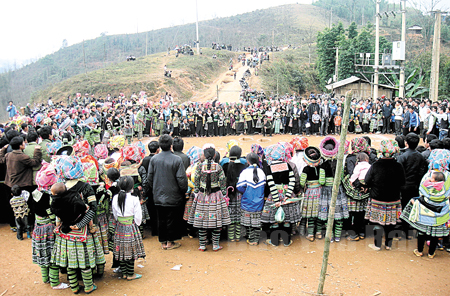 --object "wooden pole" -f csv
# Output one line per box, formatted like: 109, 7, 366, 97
430, 11, 442, 102
317, 91, 352, 295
